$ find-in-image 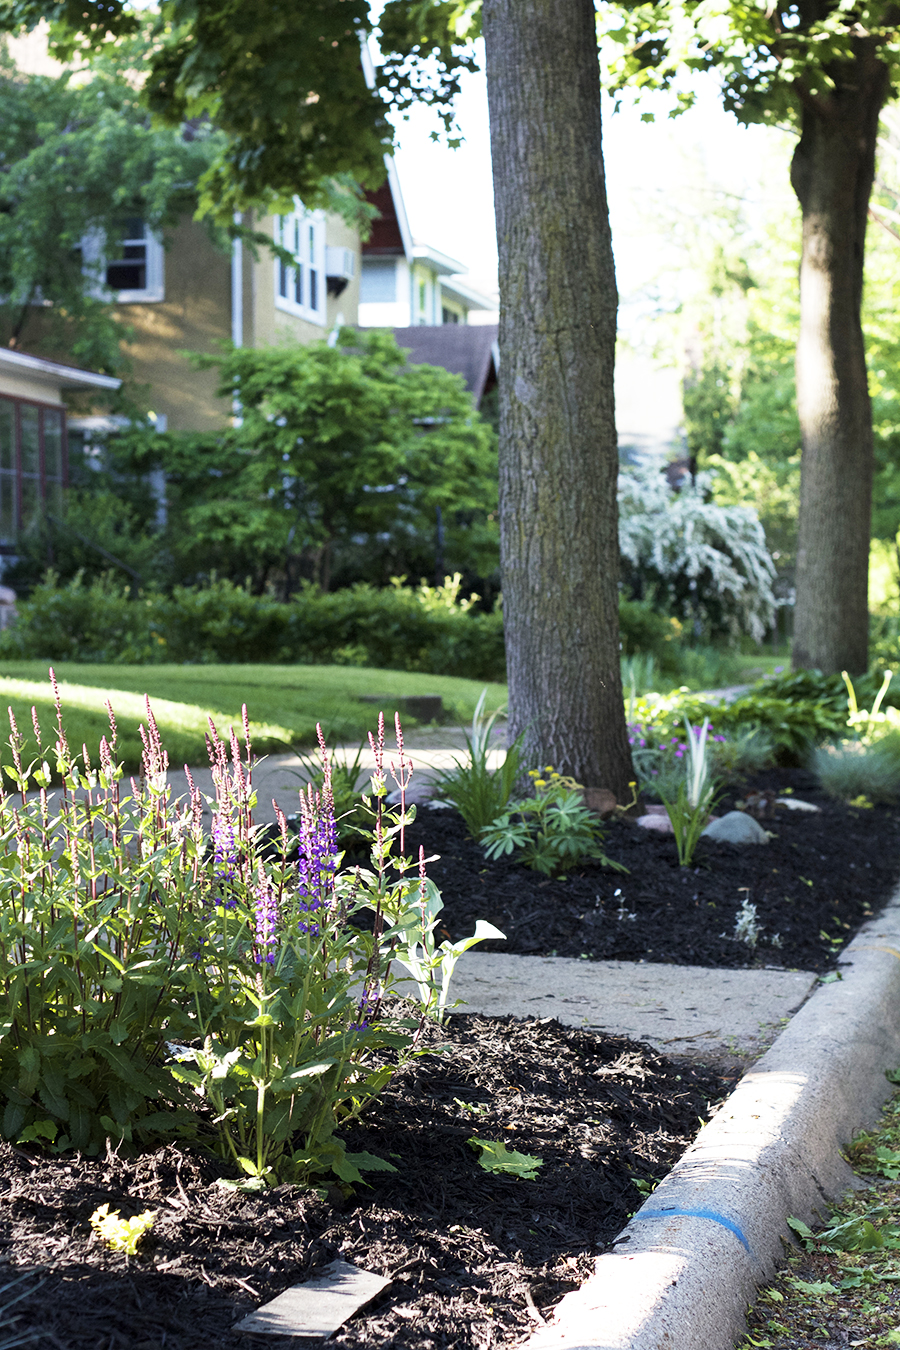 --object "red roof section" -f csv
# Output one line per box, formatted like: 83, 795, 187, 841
363, 183, 405, 256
